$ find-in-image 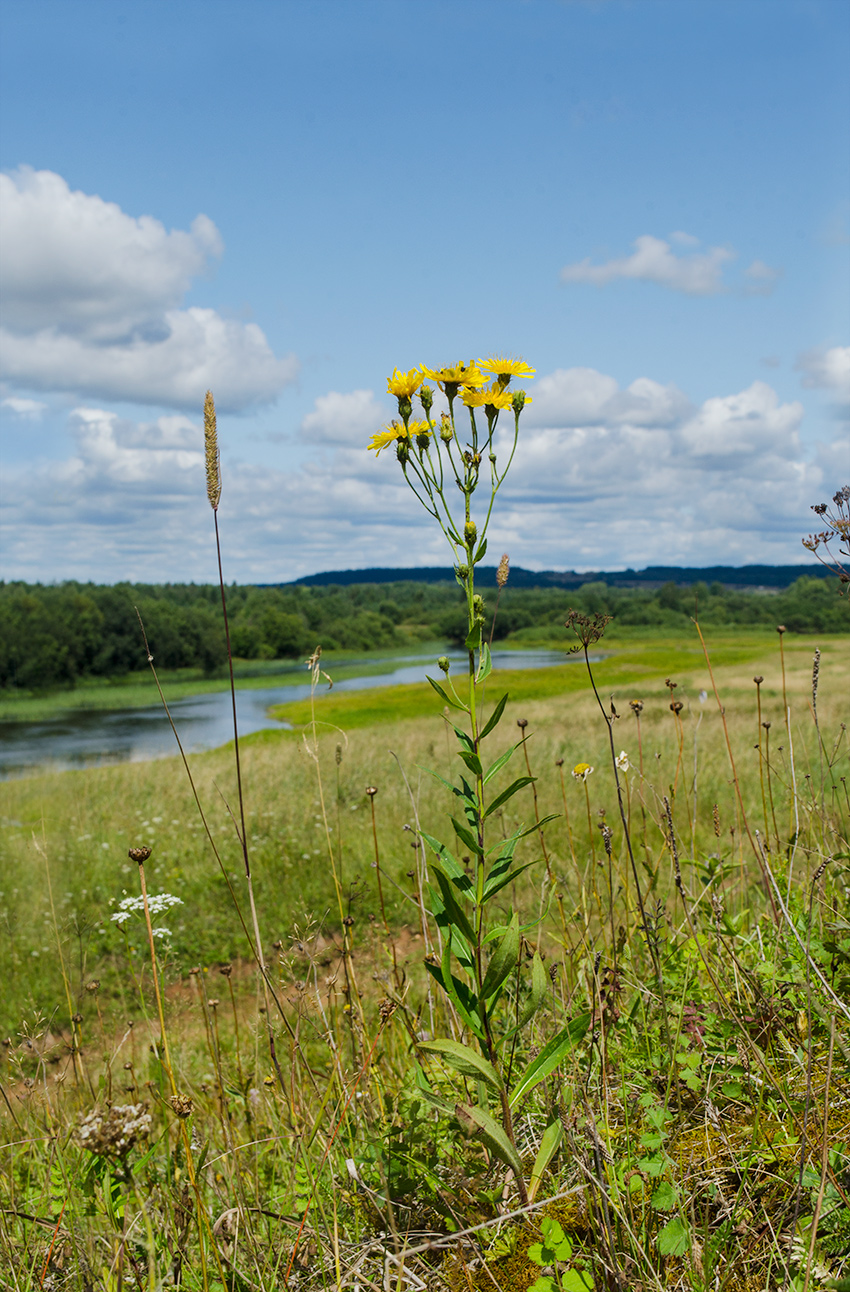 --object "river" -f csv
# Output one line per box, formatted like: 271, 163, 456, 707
0, 647, 583, 778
